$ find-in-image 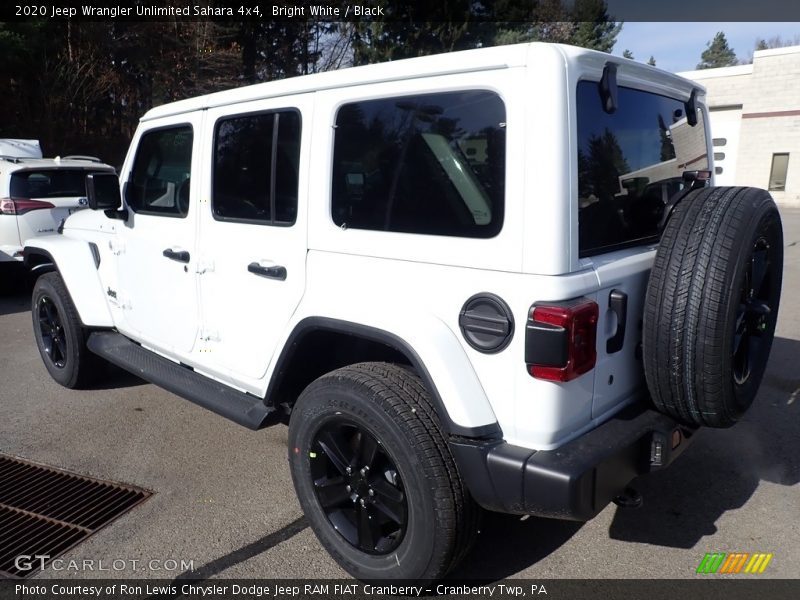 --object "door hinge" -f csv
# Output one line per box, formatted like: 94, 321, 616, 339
106, 288, 131, 310
199, 329, 220, 342
195, 260, 215, 274
108, 239, 125, 256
